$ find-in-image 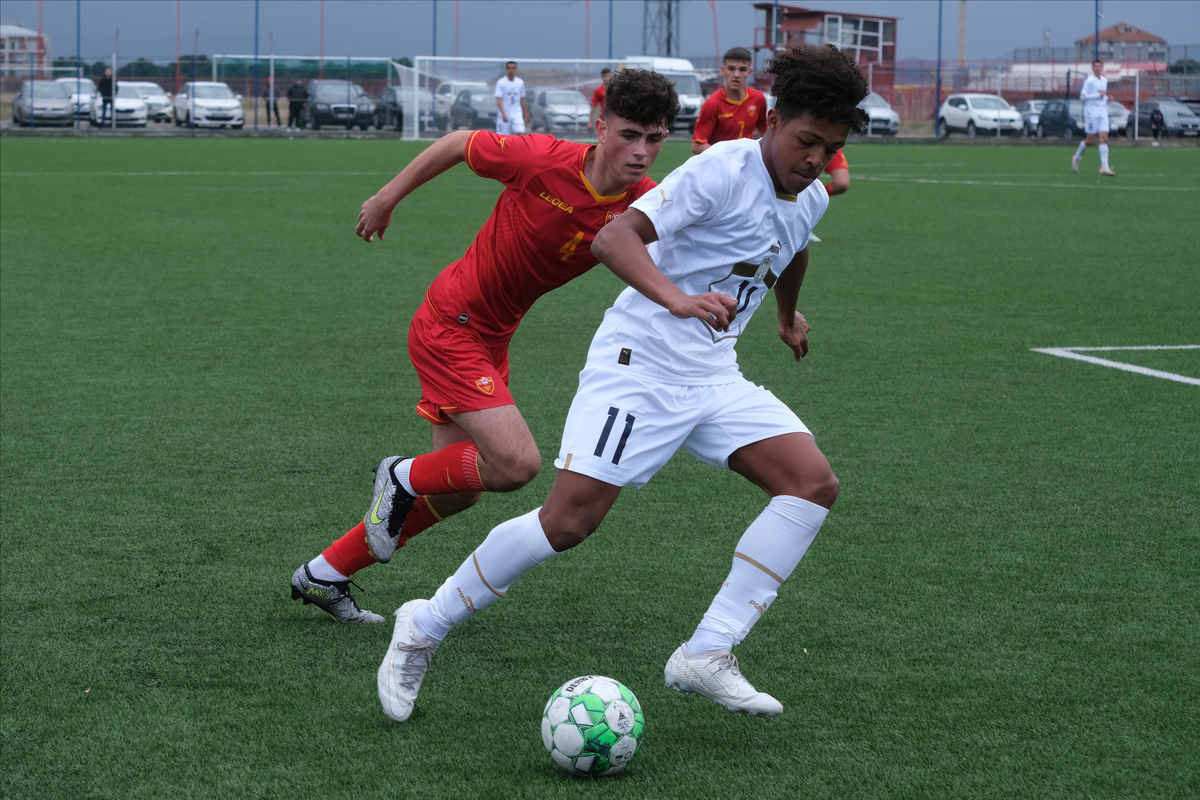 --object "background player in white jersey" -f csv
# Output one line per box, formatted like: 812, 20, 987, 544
376, 43, 869, 724
1073, 59, 1116, 176
494, 60, 528, 135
